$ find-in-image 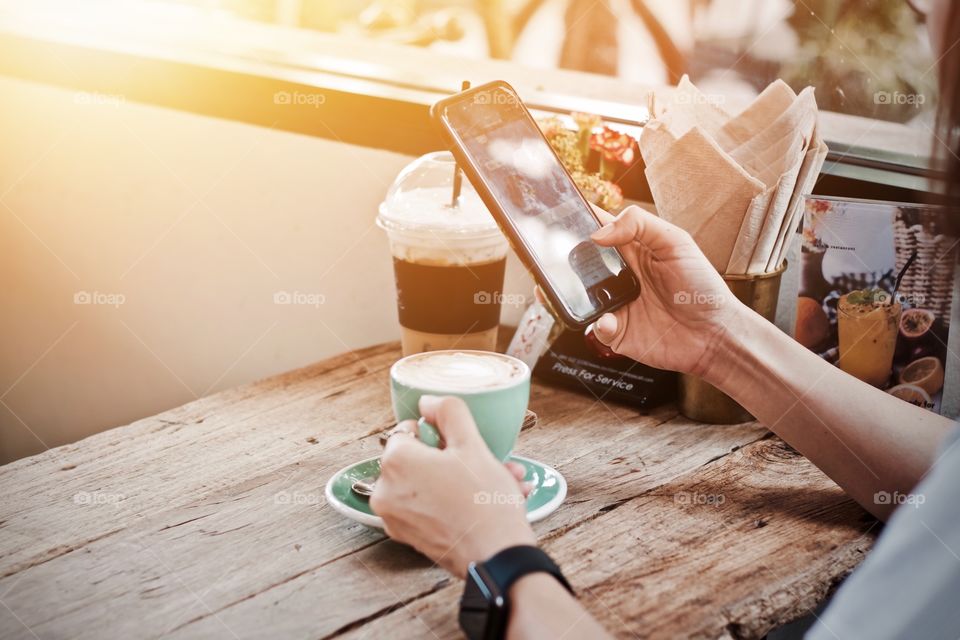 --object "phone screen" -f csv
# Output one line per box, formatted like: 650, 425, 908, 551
440, 86, 636, 323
